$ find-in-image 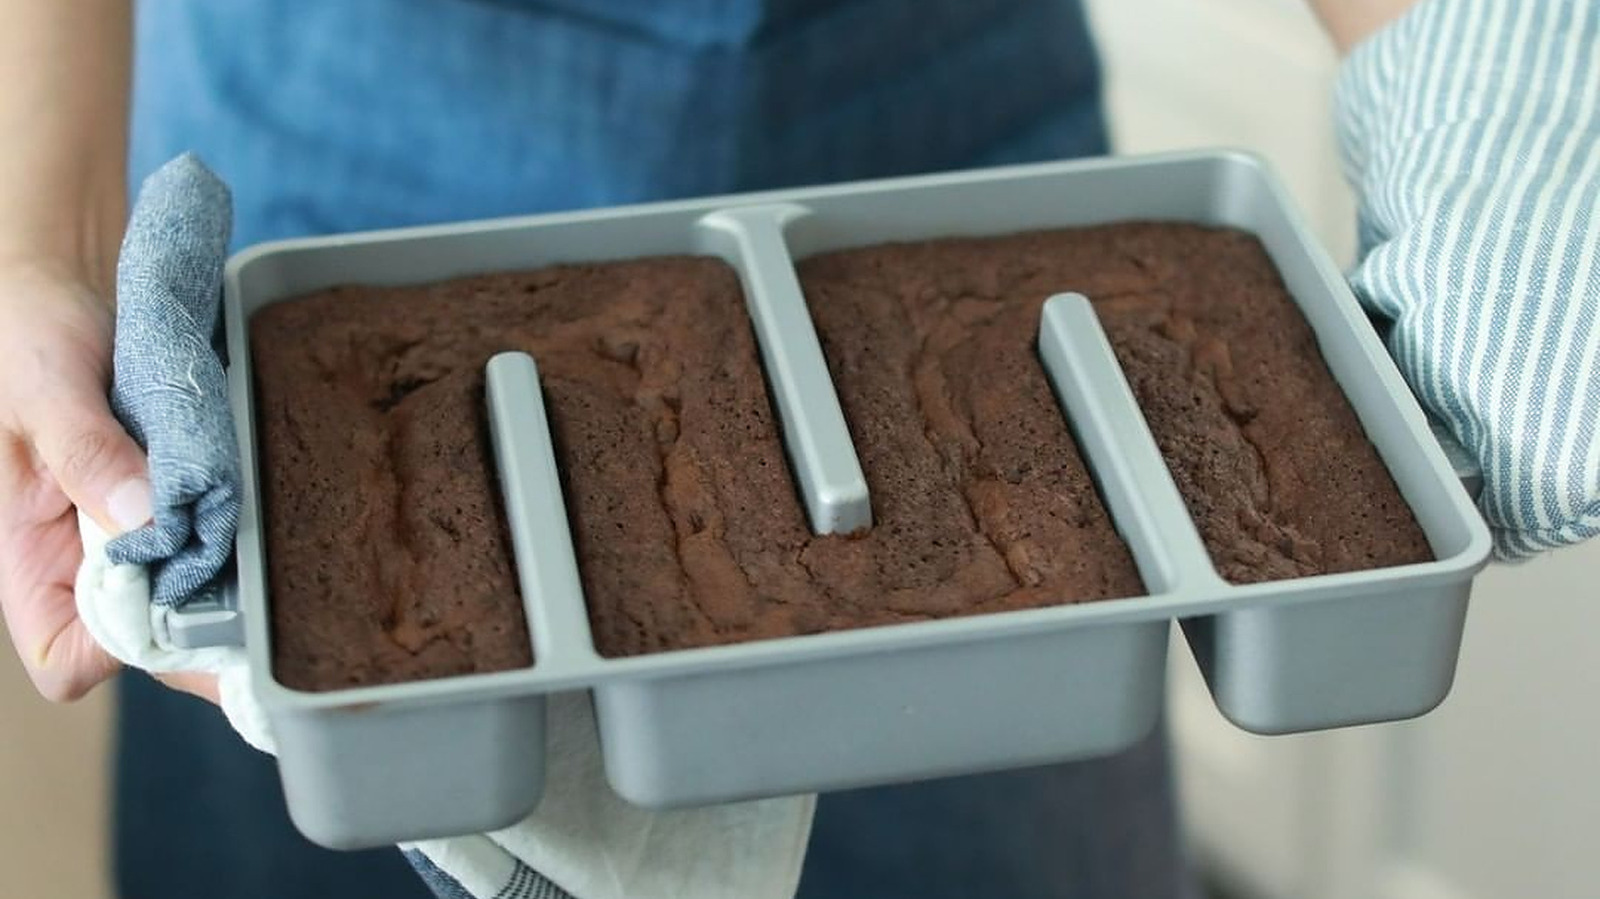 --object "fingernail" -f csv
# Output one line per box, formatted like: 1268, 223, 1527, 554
107, 477, 154, 534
